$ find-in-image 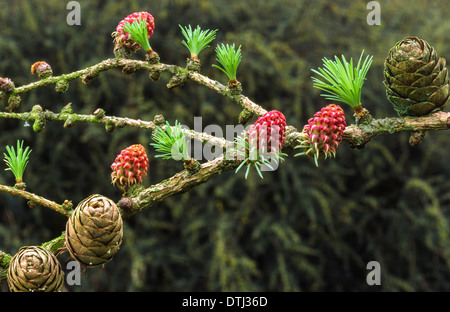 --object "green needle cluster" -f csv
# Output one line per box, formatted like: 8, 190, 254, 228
212, 43, 242, 81
150, 121, 190, 161
234, 134, 286, 179
311, 50, 373, 109
180, 25, 217, 58
3, 140, 32, 182
123, 16, 152, 52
